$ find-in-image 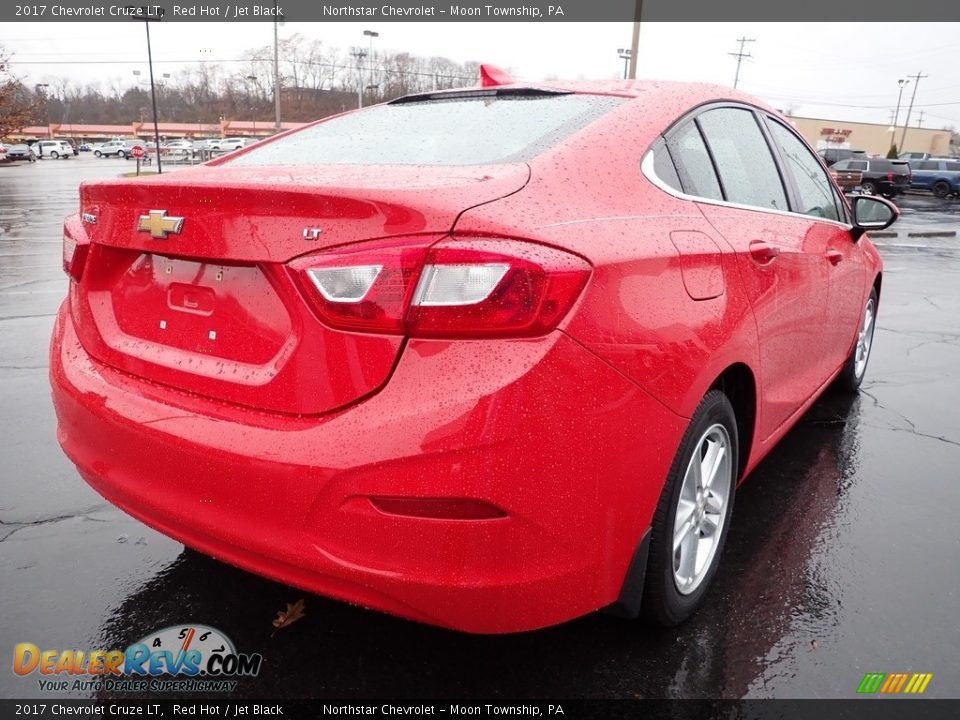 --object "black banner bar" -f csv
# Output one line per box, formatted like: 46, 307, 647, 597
3, 700, 960, 720
4, 0, 960, 23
